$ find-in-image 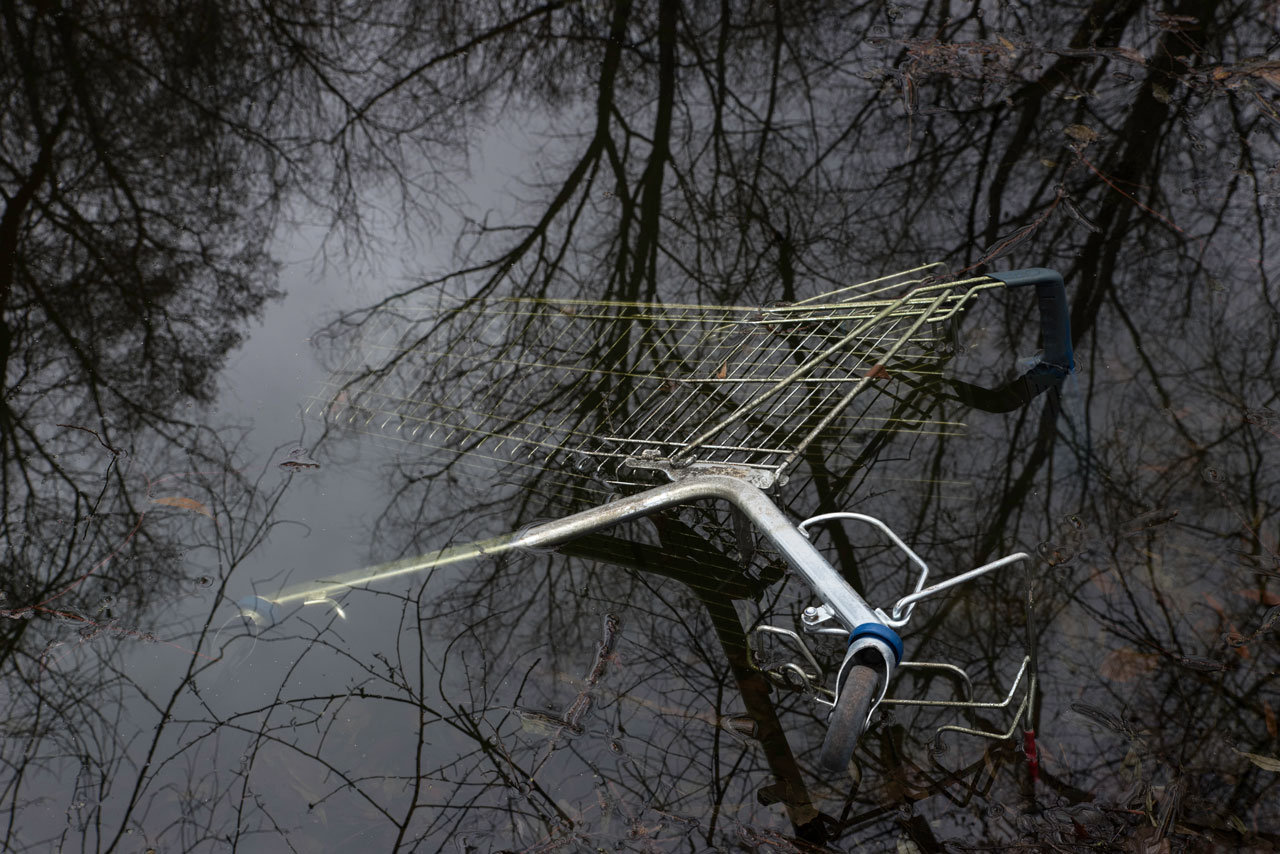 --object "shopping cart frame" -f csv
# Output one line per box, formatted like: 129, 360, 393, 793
244, 266, 1073, 773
